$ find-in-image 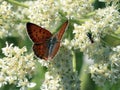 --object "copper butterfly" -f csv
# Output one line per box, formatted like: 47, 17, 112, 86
26, 21, 69, 60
